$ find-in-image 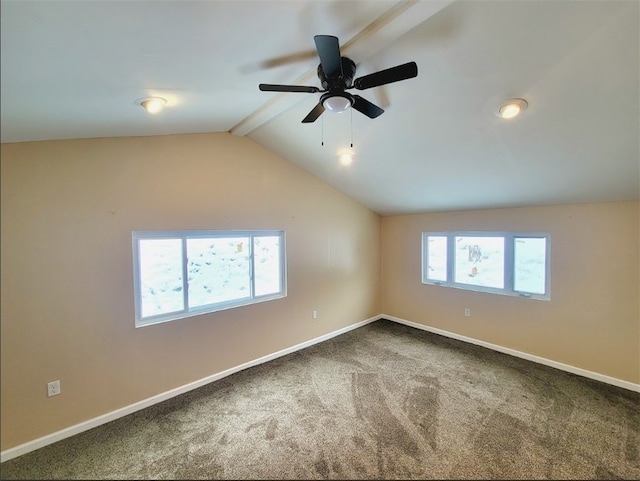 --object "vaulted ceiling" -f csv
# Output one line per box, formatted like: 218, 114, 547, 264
2, 0, 638, 215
